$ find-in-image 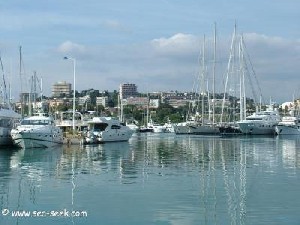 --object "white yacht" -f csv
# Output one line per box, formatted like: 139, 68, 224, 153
174, 117, 219, 135
0, 106, 21, 146
11, 113, 63, 148
174, 122, 220, 135
83, 117, 133, 144
237, 105, 281, 135
163, 119, 175, 133
147, 119, 166, 133
275, 116, 300, 135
